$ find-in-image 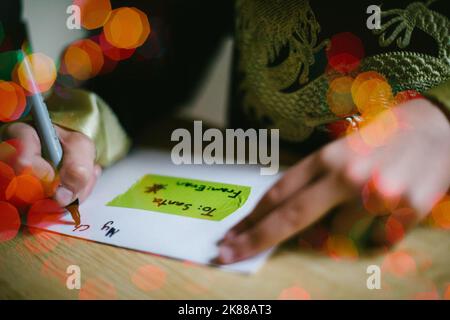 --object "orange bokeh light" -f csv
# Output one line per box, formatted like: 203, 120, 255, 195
431, 196, 450, 230
74, 0, 112, 30
351, 71, 386, 102
17, 53, 57, 94
0, 81, 26, 122
5, 174, 45, 206
444, 284, 450, 300
104, 7, 151, 49
353, 78, 394, 114
0, 201, 21, 242
63, 39, 104, 80
278, 286, 311, 300
131, 265, 167, 292
23, 229, 61, 254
